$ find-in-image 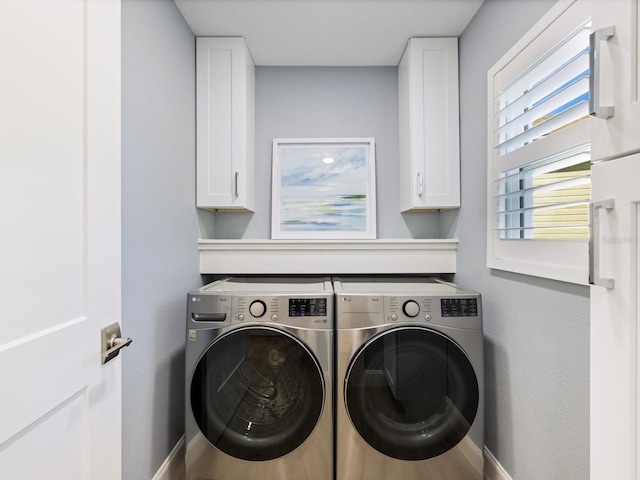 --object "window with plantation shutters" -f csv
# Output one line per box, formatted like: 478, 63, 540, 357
487, 0, 591, 284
